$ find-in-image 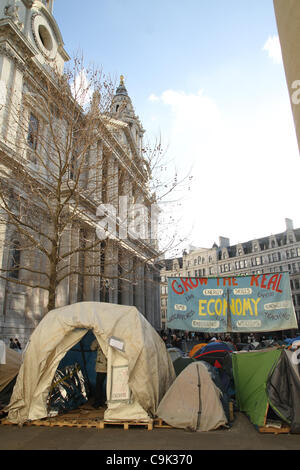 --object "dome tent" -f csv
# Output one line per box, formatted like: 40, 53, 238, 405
156, 361, 228, 432
5, 302, 176, 425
